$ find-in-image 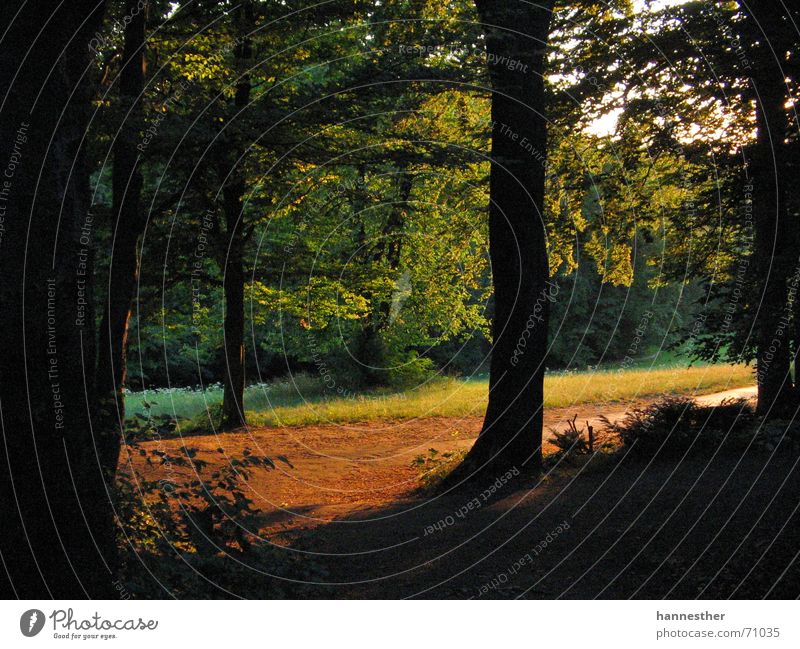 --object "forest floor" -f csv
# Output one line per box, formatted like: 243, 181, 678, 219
127, 387, 756, 539
123, 384, 800, 598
